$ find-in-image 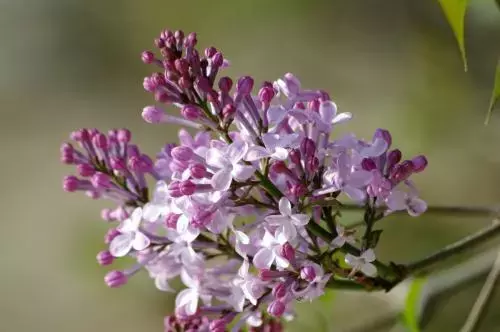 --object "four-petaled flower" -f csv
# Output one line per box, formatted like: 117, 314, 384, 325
331, 225, 356, 248
265, 197, 310, 242
109, 207, 150, 257
206, 140, 255, 191
245, 133, 299, 161
386, 189, 427, 217
253, 231, 290, 269
229, 260, 265, 311
345, 249, 378, 277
